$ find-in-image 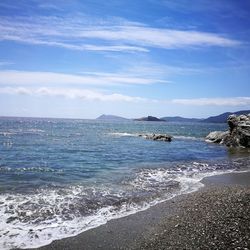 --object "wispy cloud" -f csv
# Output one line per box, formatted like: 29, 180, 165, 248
161, 0, 224, 13
172, 97, 250, 106
0, 87, 149, 102
37, 3, 64, 11
0, 15, 241, 53
0, 70, 166, 86
2, 35, 147, 52
0, 61, 13, 67
125, 63, 203, 76
1, 86, 249, 107
78, 26, 240, 48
